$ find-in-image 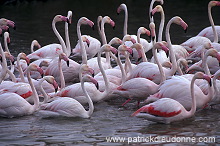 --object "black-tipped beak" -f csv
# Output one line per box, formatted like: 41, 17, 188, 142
152, 36, 155, 41
13, 25, 16, 30
92, 73, 94, 77
66, 60, 70, 67
7, 29, 10, 33
209, 79, 212, 87
184, 28, 187, 33
92, 25, 95, 30
41, 74, 44, 78
150, 12, 153, 18
131, 50, 134, 58
166, 50, 170, 57
67, 18, 70, 24
55, 87, 58, 92
113, 26, 115, 30
96, 82, 99, 90
115, 52, 119, 58
117, 12, 119, 15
